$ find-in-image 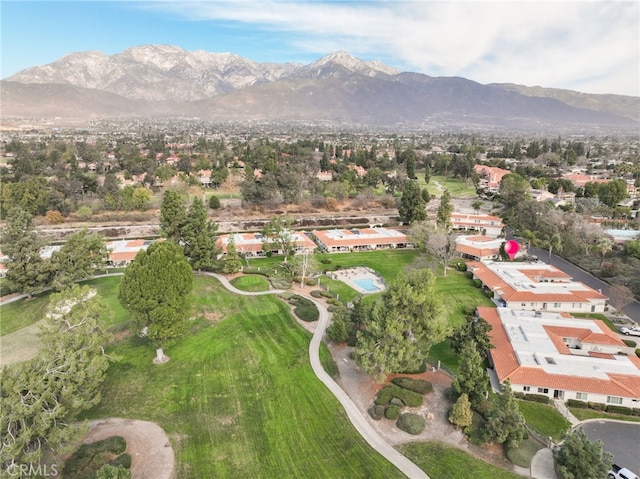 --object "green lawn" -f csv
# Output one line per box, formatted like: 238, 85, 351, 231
419, 174, 478, 198
432, 270, 495, 328
316, 250, 420, 281
517, 400, 571, 441
571, 313, 616, 331
0, 276, 128, 336
230, 274, 270, 292
317, 275, 360, 303
568, 407, 640, 423
83, 276, 405, 479
398, 442, 523, 479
